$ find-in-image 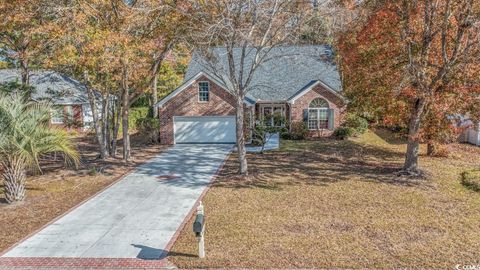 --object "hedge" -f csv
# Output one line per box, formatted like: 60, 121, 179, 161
461, 170, 480, 192
129, 107, 150, 131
